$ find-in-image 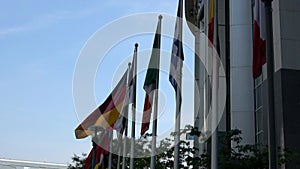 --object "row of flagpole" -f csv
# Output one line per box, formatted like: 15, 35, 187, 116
75, 10, 184, 169
74, 0, 226, 168
95, 0, 275, 169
